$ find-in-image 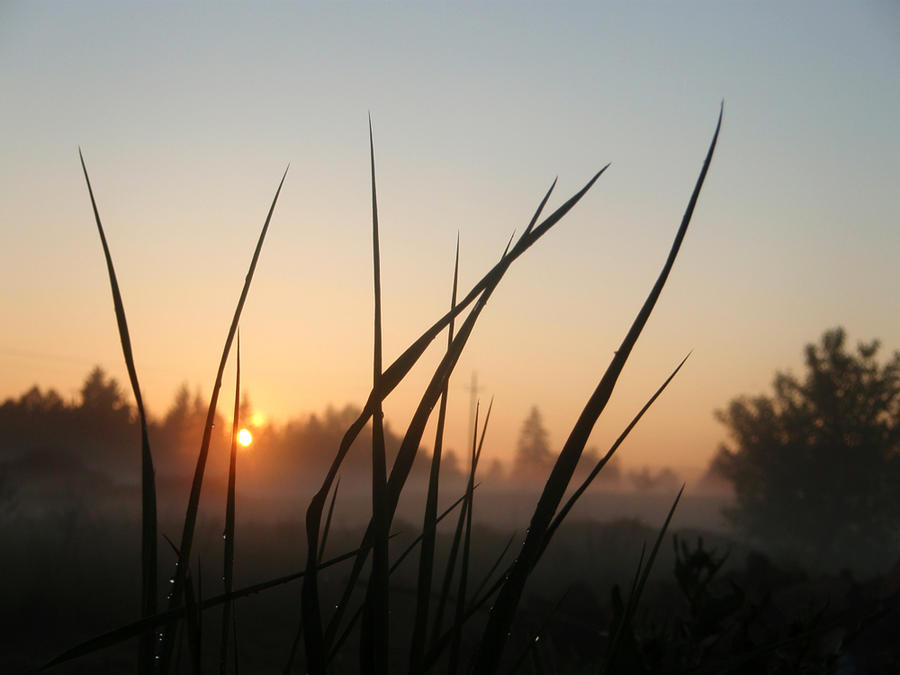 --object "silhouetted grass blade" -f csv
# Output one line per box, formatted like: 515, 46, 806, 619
221, 334, 241, 675
78, 149, 158, 674
471, 107, 721, 673
360, 114, 391, 675
161, 165, 288, 672
410, 236, 460, 673
542, 353, 691, 550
